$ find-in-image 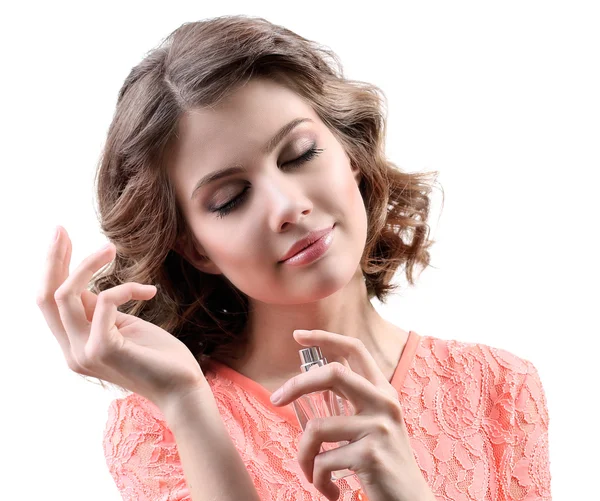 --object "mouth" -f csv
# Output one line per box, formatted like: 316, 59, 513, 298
279, 225, 335, 266
278, 224, 335, 263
